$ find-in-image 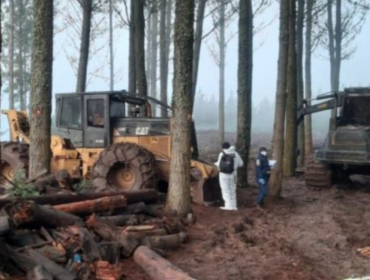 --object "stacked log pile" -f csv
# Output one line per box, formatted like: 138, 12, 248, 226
0, 188, 197, 280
